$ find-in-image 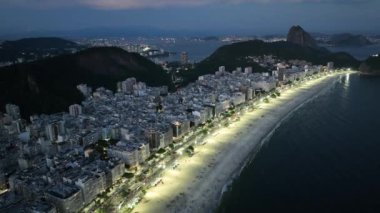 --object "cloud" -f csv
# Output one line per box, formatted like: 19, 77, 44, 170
1, 0, 371, 9
82, 0, 373, 9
